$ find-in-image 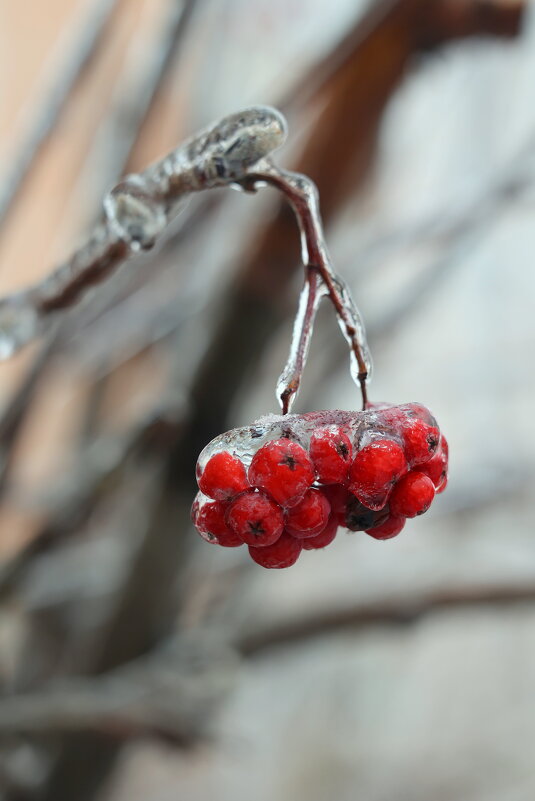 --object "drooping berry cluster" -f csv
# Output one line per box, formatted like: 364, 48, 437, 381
192, 403, 448, 568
